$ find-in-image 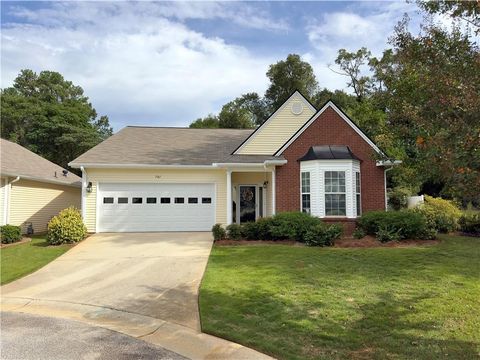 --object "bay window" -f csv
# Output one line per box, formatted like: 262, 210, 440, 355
324, 171, 346, 216
301, 171, 311, 213
356, 172, 361, 216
